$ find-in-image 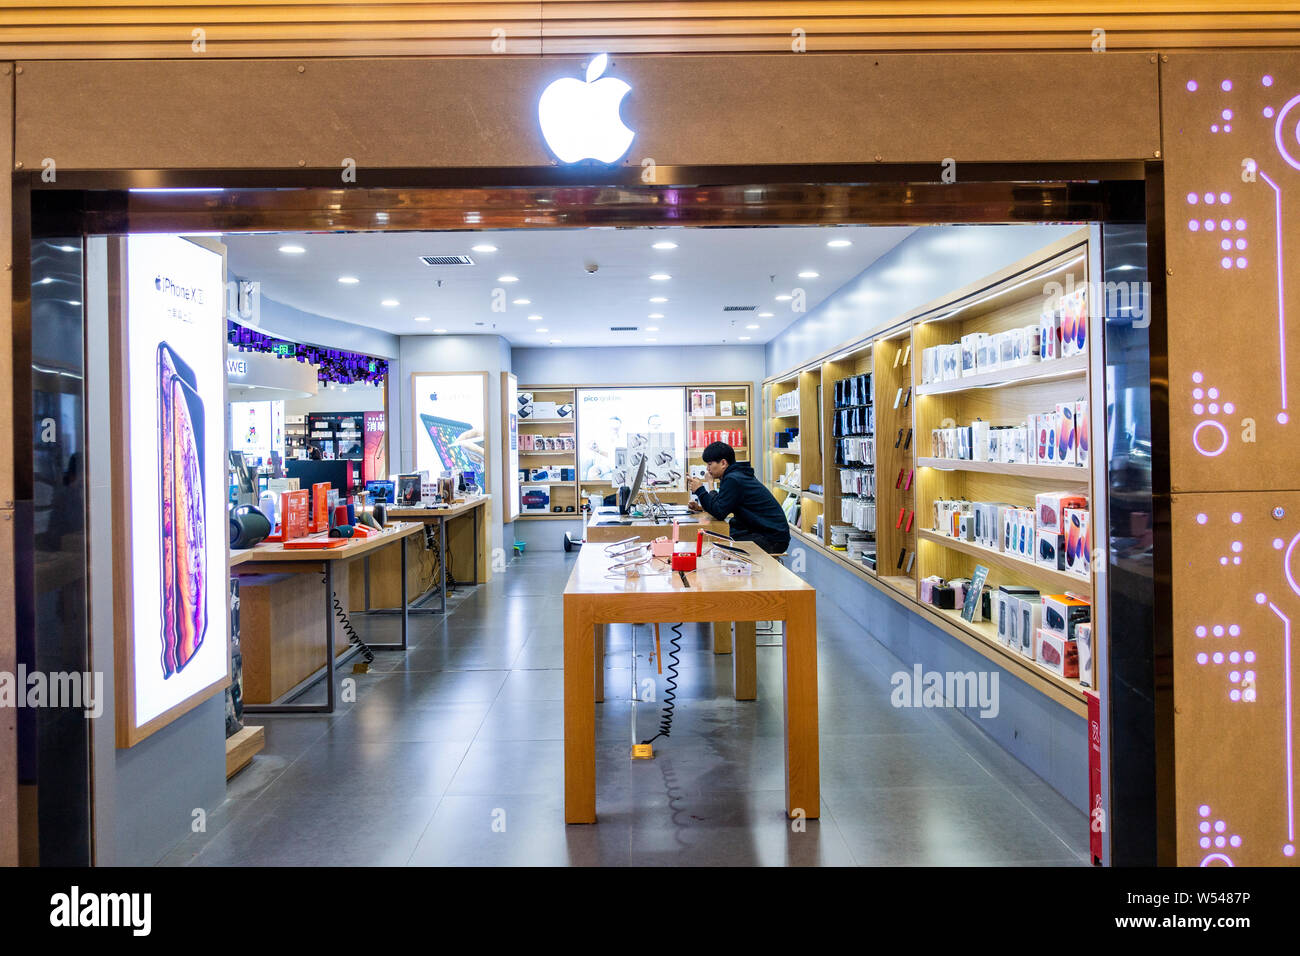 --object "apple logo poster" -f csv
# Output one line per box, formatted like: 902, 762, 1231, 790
538, 54, 635, 164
